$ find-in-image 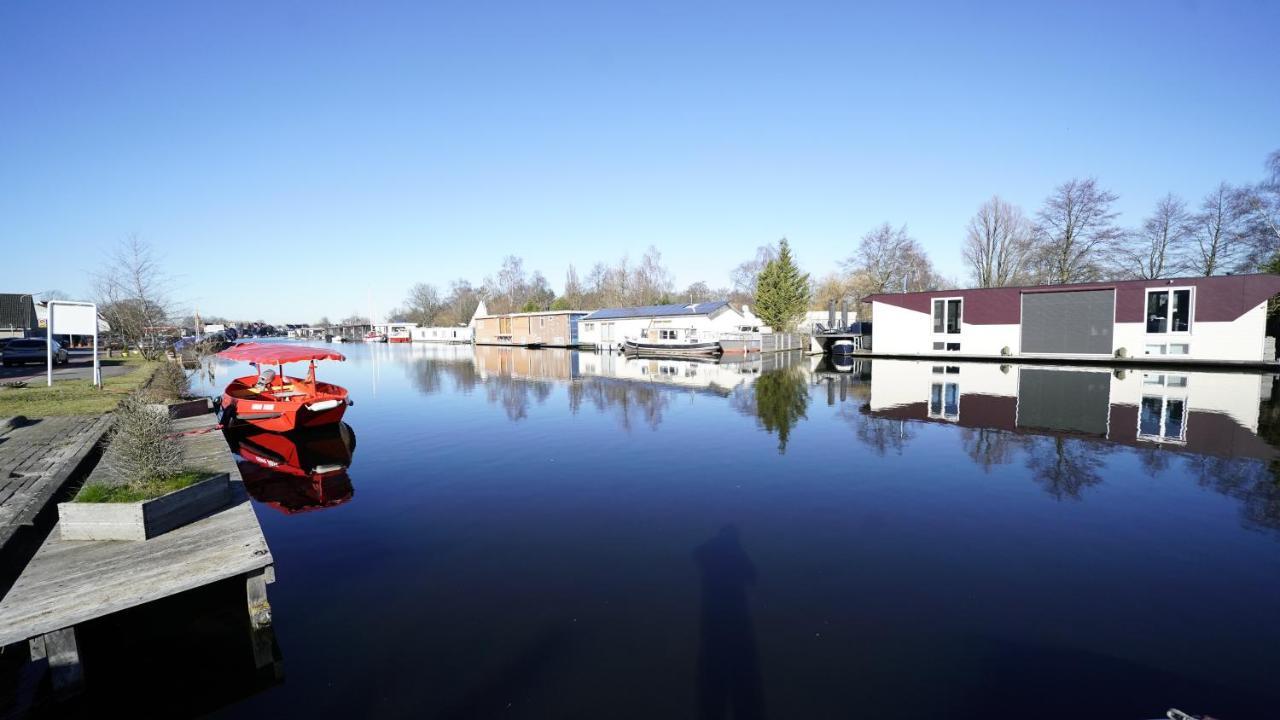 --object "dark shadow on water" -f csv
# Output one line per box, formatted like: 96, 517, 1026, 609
694, 525, 765, 720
